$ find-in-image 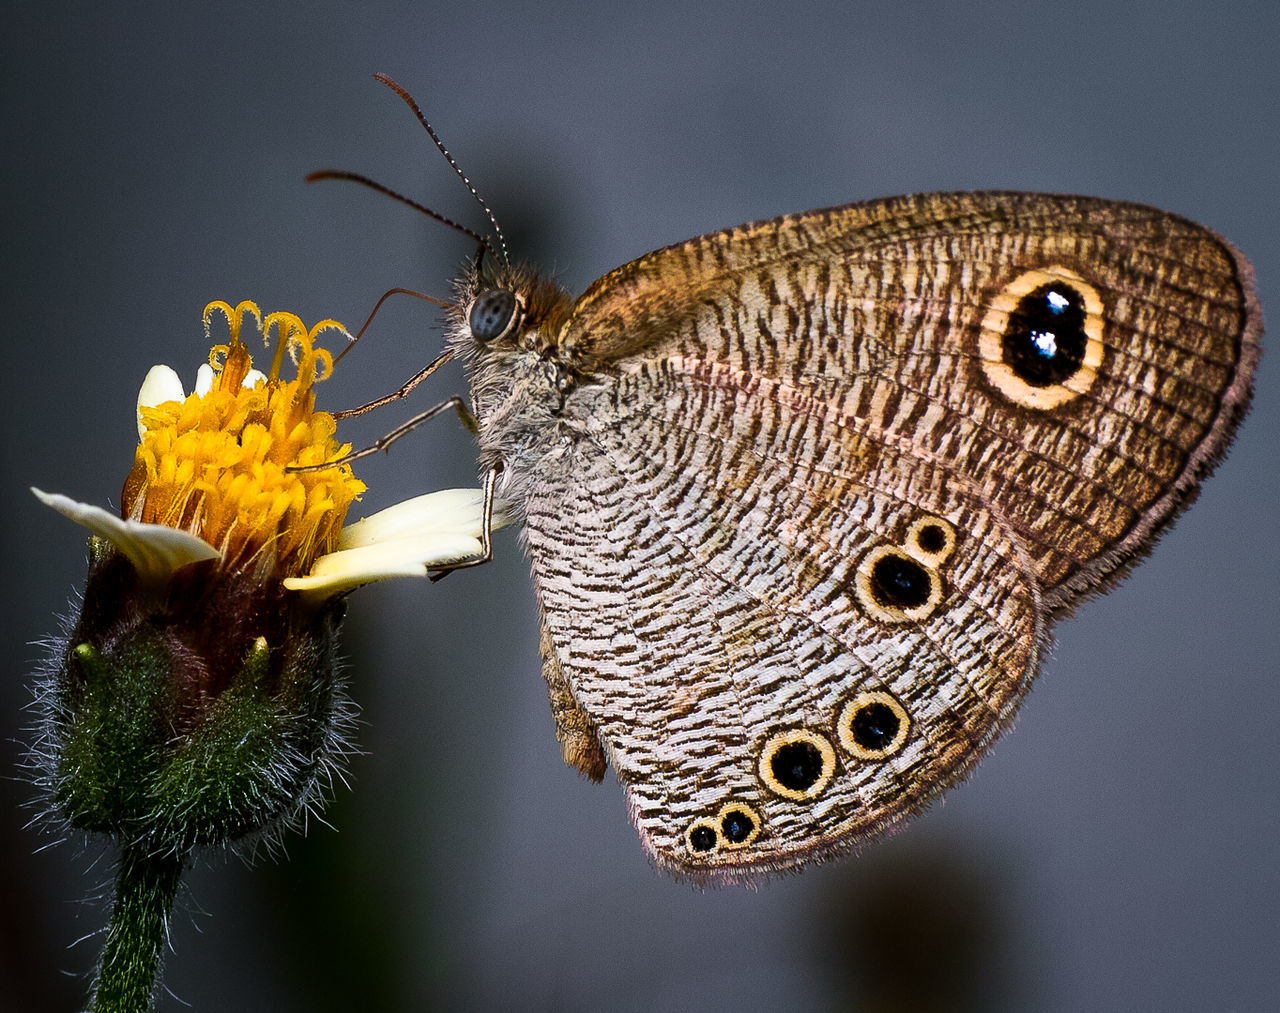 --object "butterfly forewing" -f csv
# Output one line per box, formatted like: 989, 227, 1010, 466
562, 192, 1258, 605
